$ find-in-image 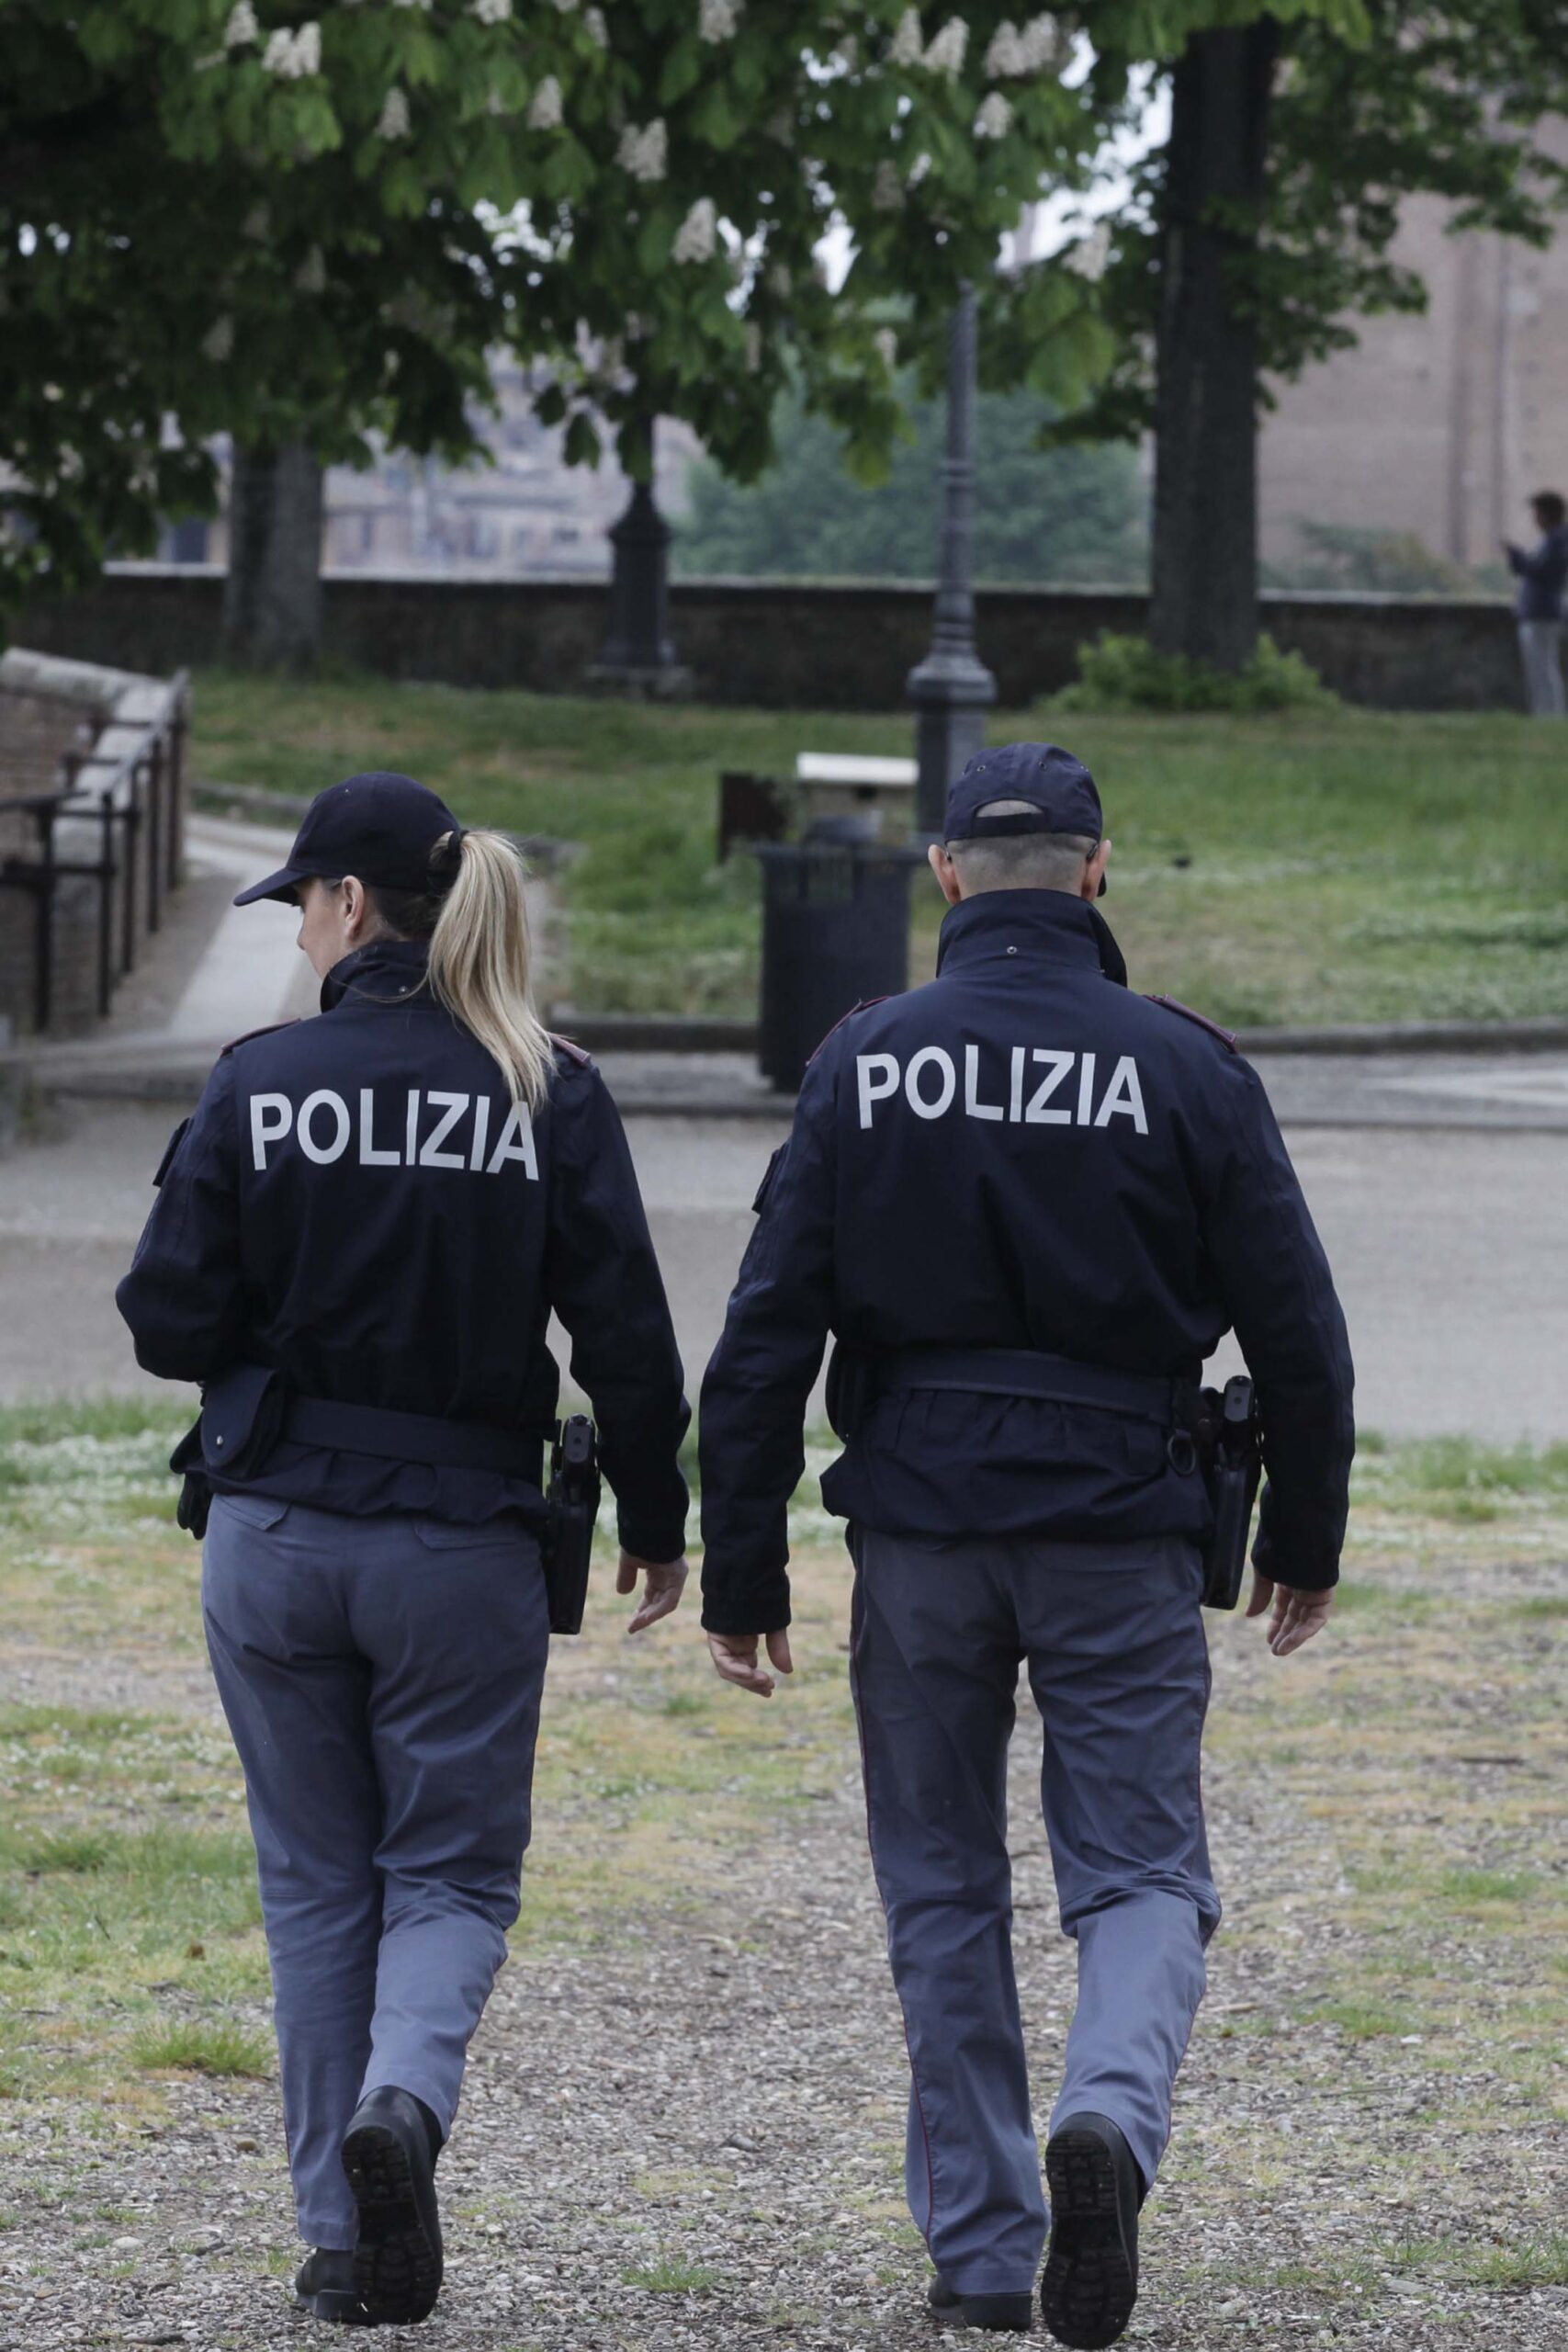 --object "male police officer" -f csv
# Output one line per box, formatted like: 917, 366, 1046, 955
697, 744, 1354, 2347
